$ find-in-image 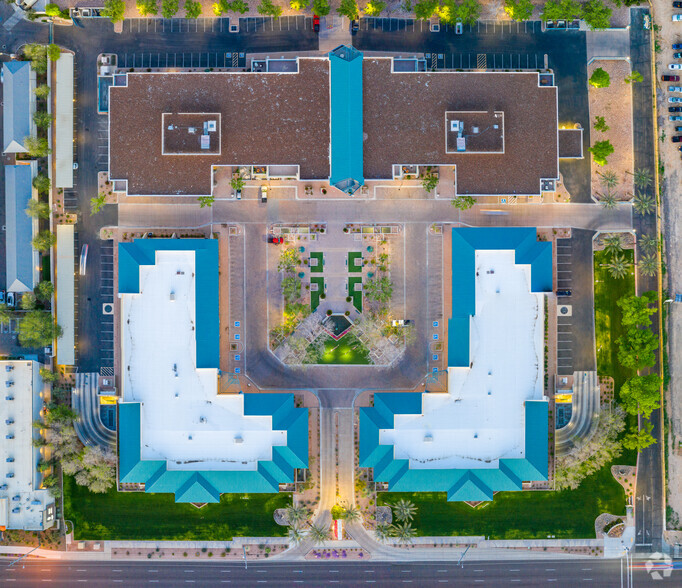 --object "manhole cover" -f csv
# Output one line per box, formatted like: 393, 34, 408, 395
560, 306, 568, 315
103, 303, 114, 315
